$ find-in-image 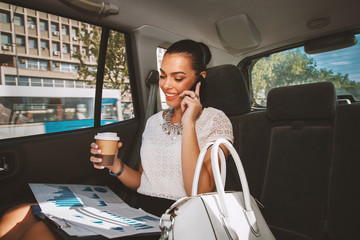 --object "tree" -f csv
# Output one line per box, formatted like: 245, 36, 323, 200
73, 25, 130, 96
252, 49, 360, 105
